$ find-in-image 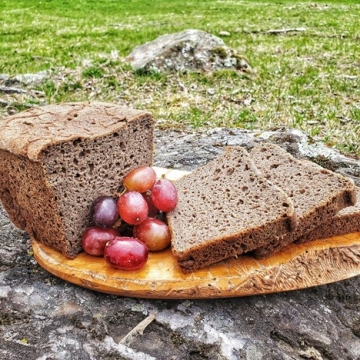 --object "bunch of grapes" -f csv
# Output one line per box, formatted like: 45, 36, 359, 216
81, 166, 178, 271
